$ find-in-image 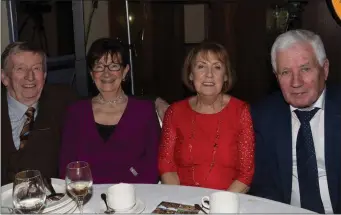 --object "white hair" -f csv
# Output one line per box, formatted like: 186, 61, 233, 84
270, 29, 327, 73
